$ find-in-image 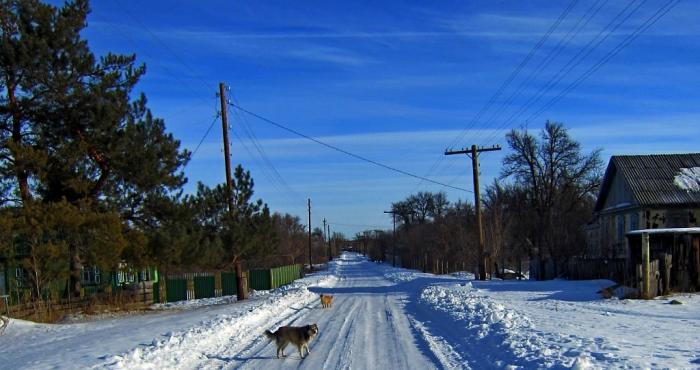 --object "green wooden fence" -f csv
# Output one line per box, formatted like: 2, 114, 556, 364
165, 278, 188, 302
221, 272, 237, 296
194, 275, 215, 299
249, 264, 301, 290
